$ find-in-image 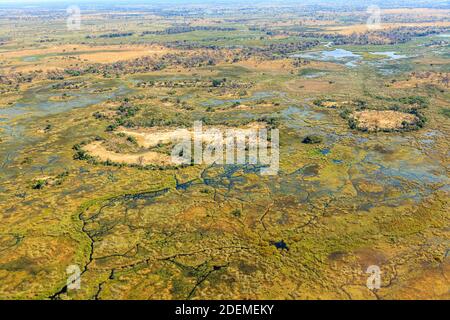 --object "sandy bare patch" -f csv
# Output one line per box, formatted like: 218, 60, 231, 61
83, 122, 268, 166
0, 44, 170, 60
78, 45, 172, 63
321, 101, 339, 108
83, 141, 173, 166
118, 122, 266, 148
351, 110, 418, 132
391, 72, 449, 89
238, 58, 294, 72
0, 44, 175, 72
326, 21, 450, 35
